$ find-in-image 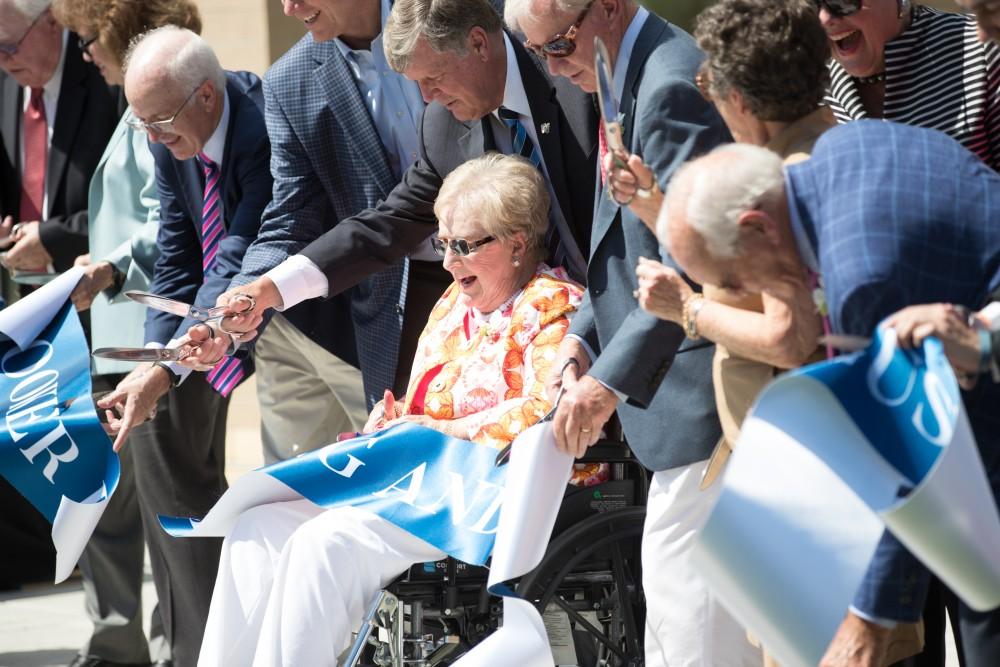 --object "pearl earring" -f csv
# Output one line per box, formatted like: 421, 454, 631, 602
512, 256, 521, 267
